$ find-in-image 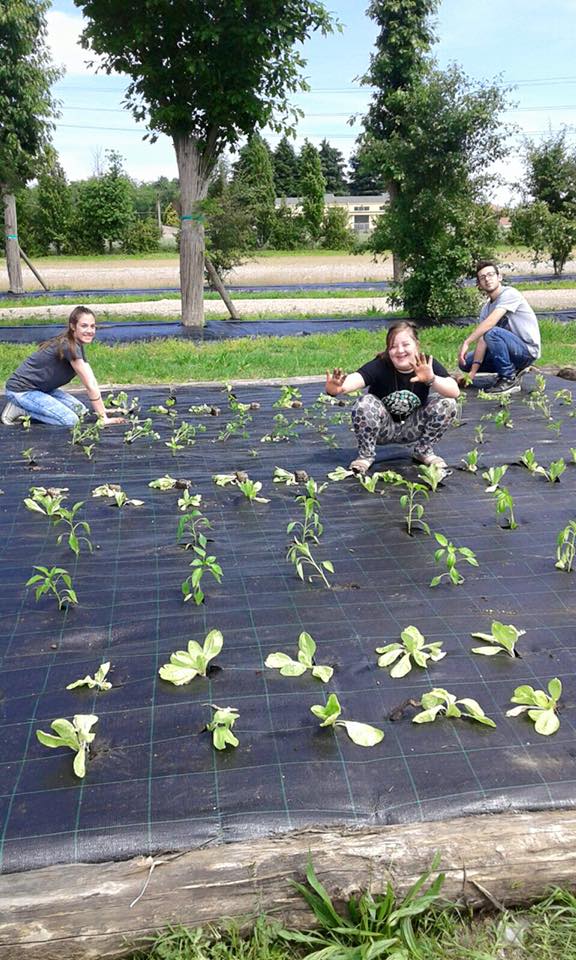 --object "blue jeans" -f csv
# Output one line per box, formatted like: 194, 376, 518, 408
459, 326, 534, 380
6, 389, 87, 427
